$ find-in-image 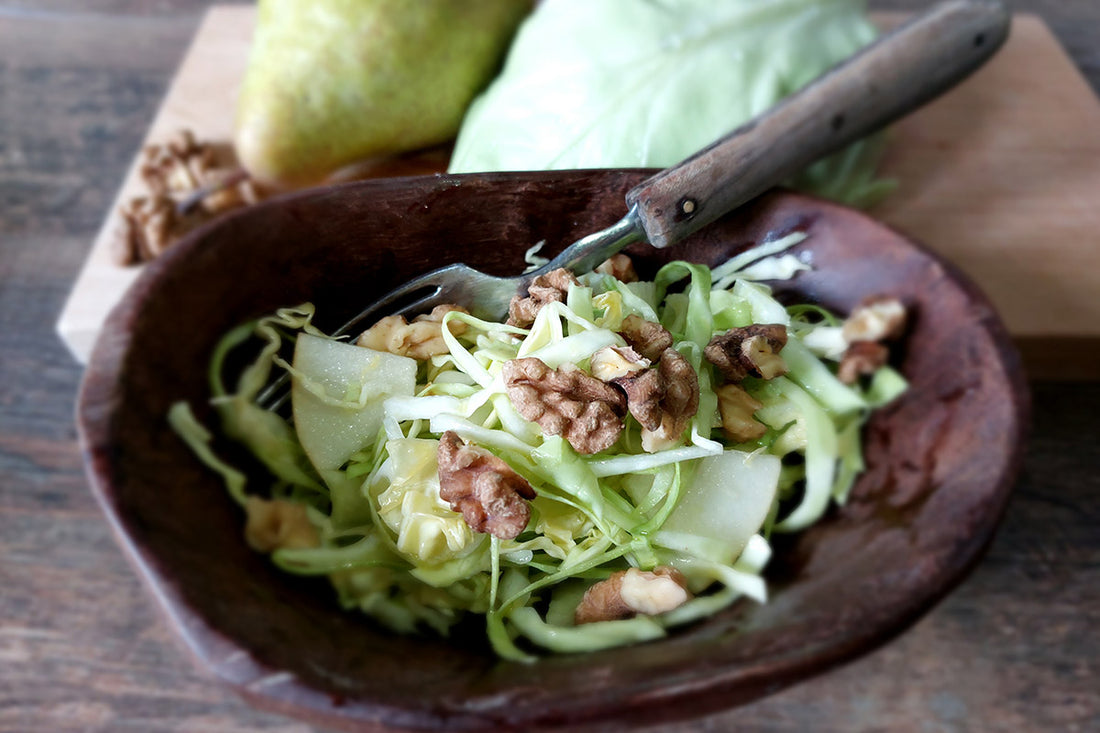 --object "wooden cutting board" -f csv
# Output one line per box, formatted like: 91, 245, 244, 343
57, 6, 1100, 379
